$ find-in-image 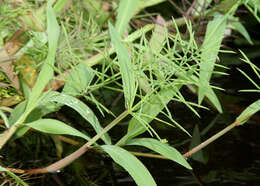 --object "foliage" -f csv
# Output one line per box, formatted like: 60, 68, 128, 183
0, 0, 259, 185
